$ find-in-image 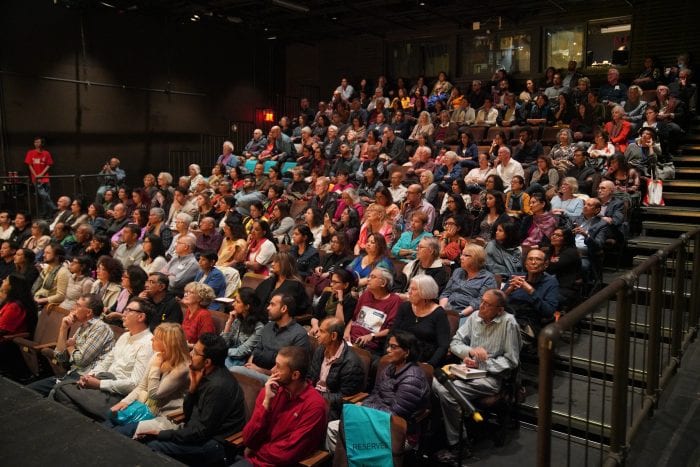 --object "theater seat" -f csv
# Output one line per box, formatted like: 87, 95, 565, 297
13, 305, 71, 377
